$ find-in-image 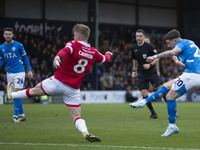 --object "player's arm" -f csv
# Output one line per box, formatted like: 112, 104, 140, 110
172, 55, 185, 67
0, 58, 4, 69
132, 59, 137, 71
132, 59, 138, 78
53, 46, 73, 68
104, 51, 112, 62
143, 58, 159, 70
144, 46, 159, 70
0, 52, 4, 68
18, 43, 33, 78
22, 55, 31, 71
22, 55, 33, 79
155, 60, 161, 76
150, 58, 159, 66
95, 51, 113, 64
147, 47, 180, 62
